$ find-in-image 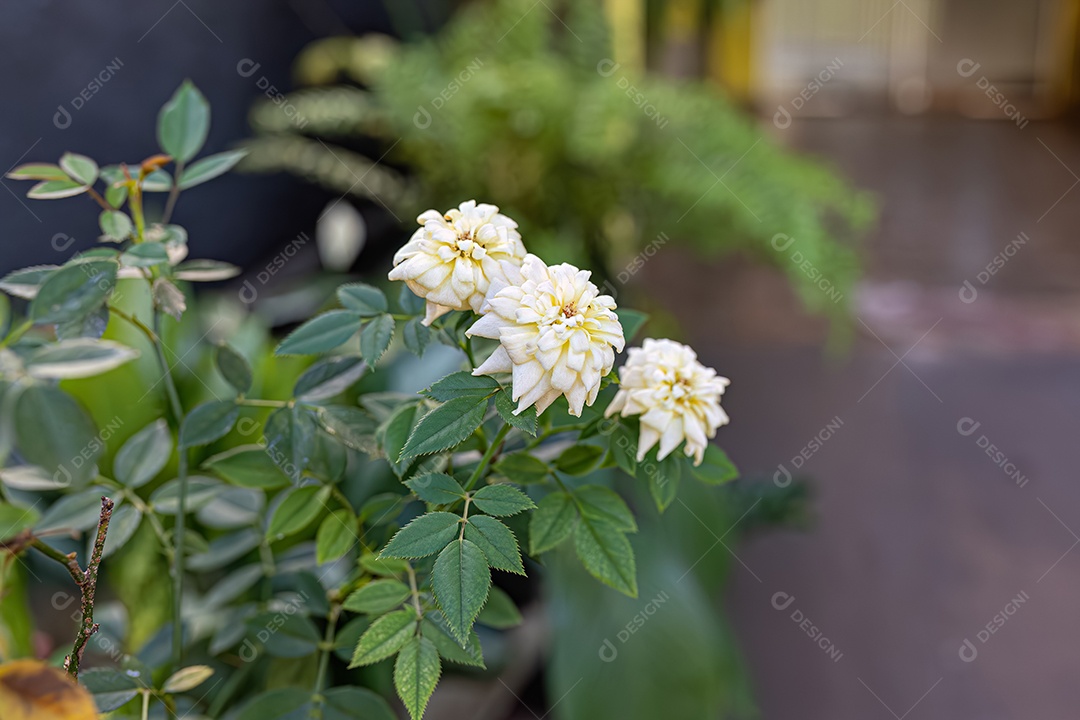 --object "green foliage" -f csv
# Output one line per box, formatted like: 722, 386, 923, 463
0, 77, 770, 720
244, 0, 873, 328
